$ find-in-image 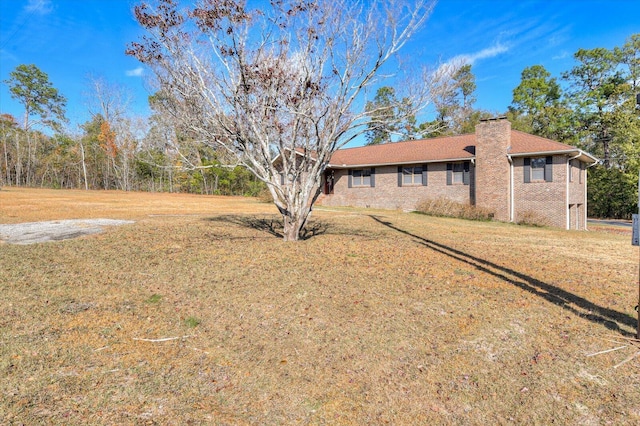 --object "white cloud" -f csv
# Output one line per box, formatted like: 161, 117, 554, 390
449, 43, 509, 67
25, 0, 53, 15
434, 42, 509, 80
126, 67, 145, 77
